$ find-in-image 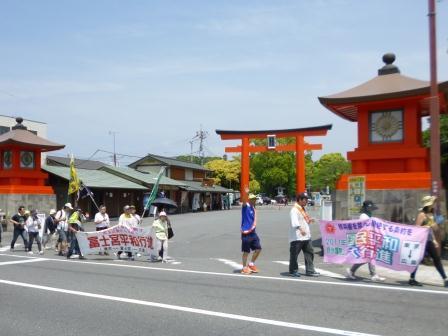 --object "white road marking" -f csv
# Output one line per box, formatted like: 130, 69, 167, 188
0, 244, 22, 252
0, 253, 447, 295
273, 261, 346, 279
0, 258, 46, 266
212, 258, 242, 270
0, 278, 381, 336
